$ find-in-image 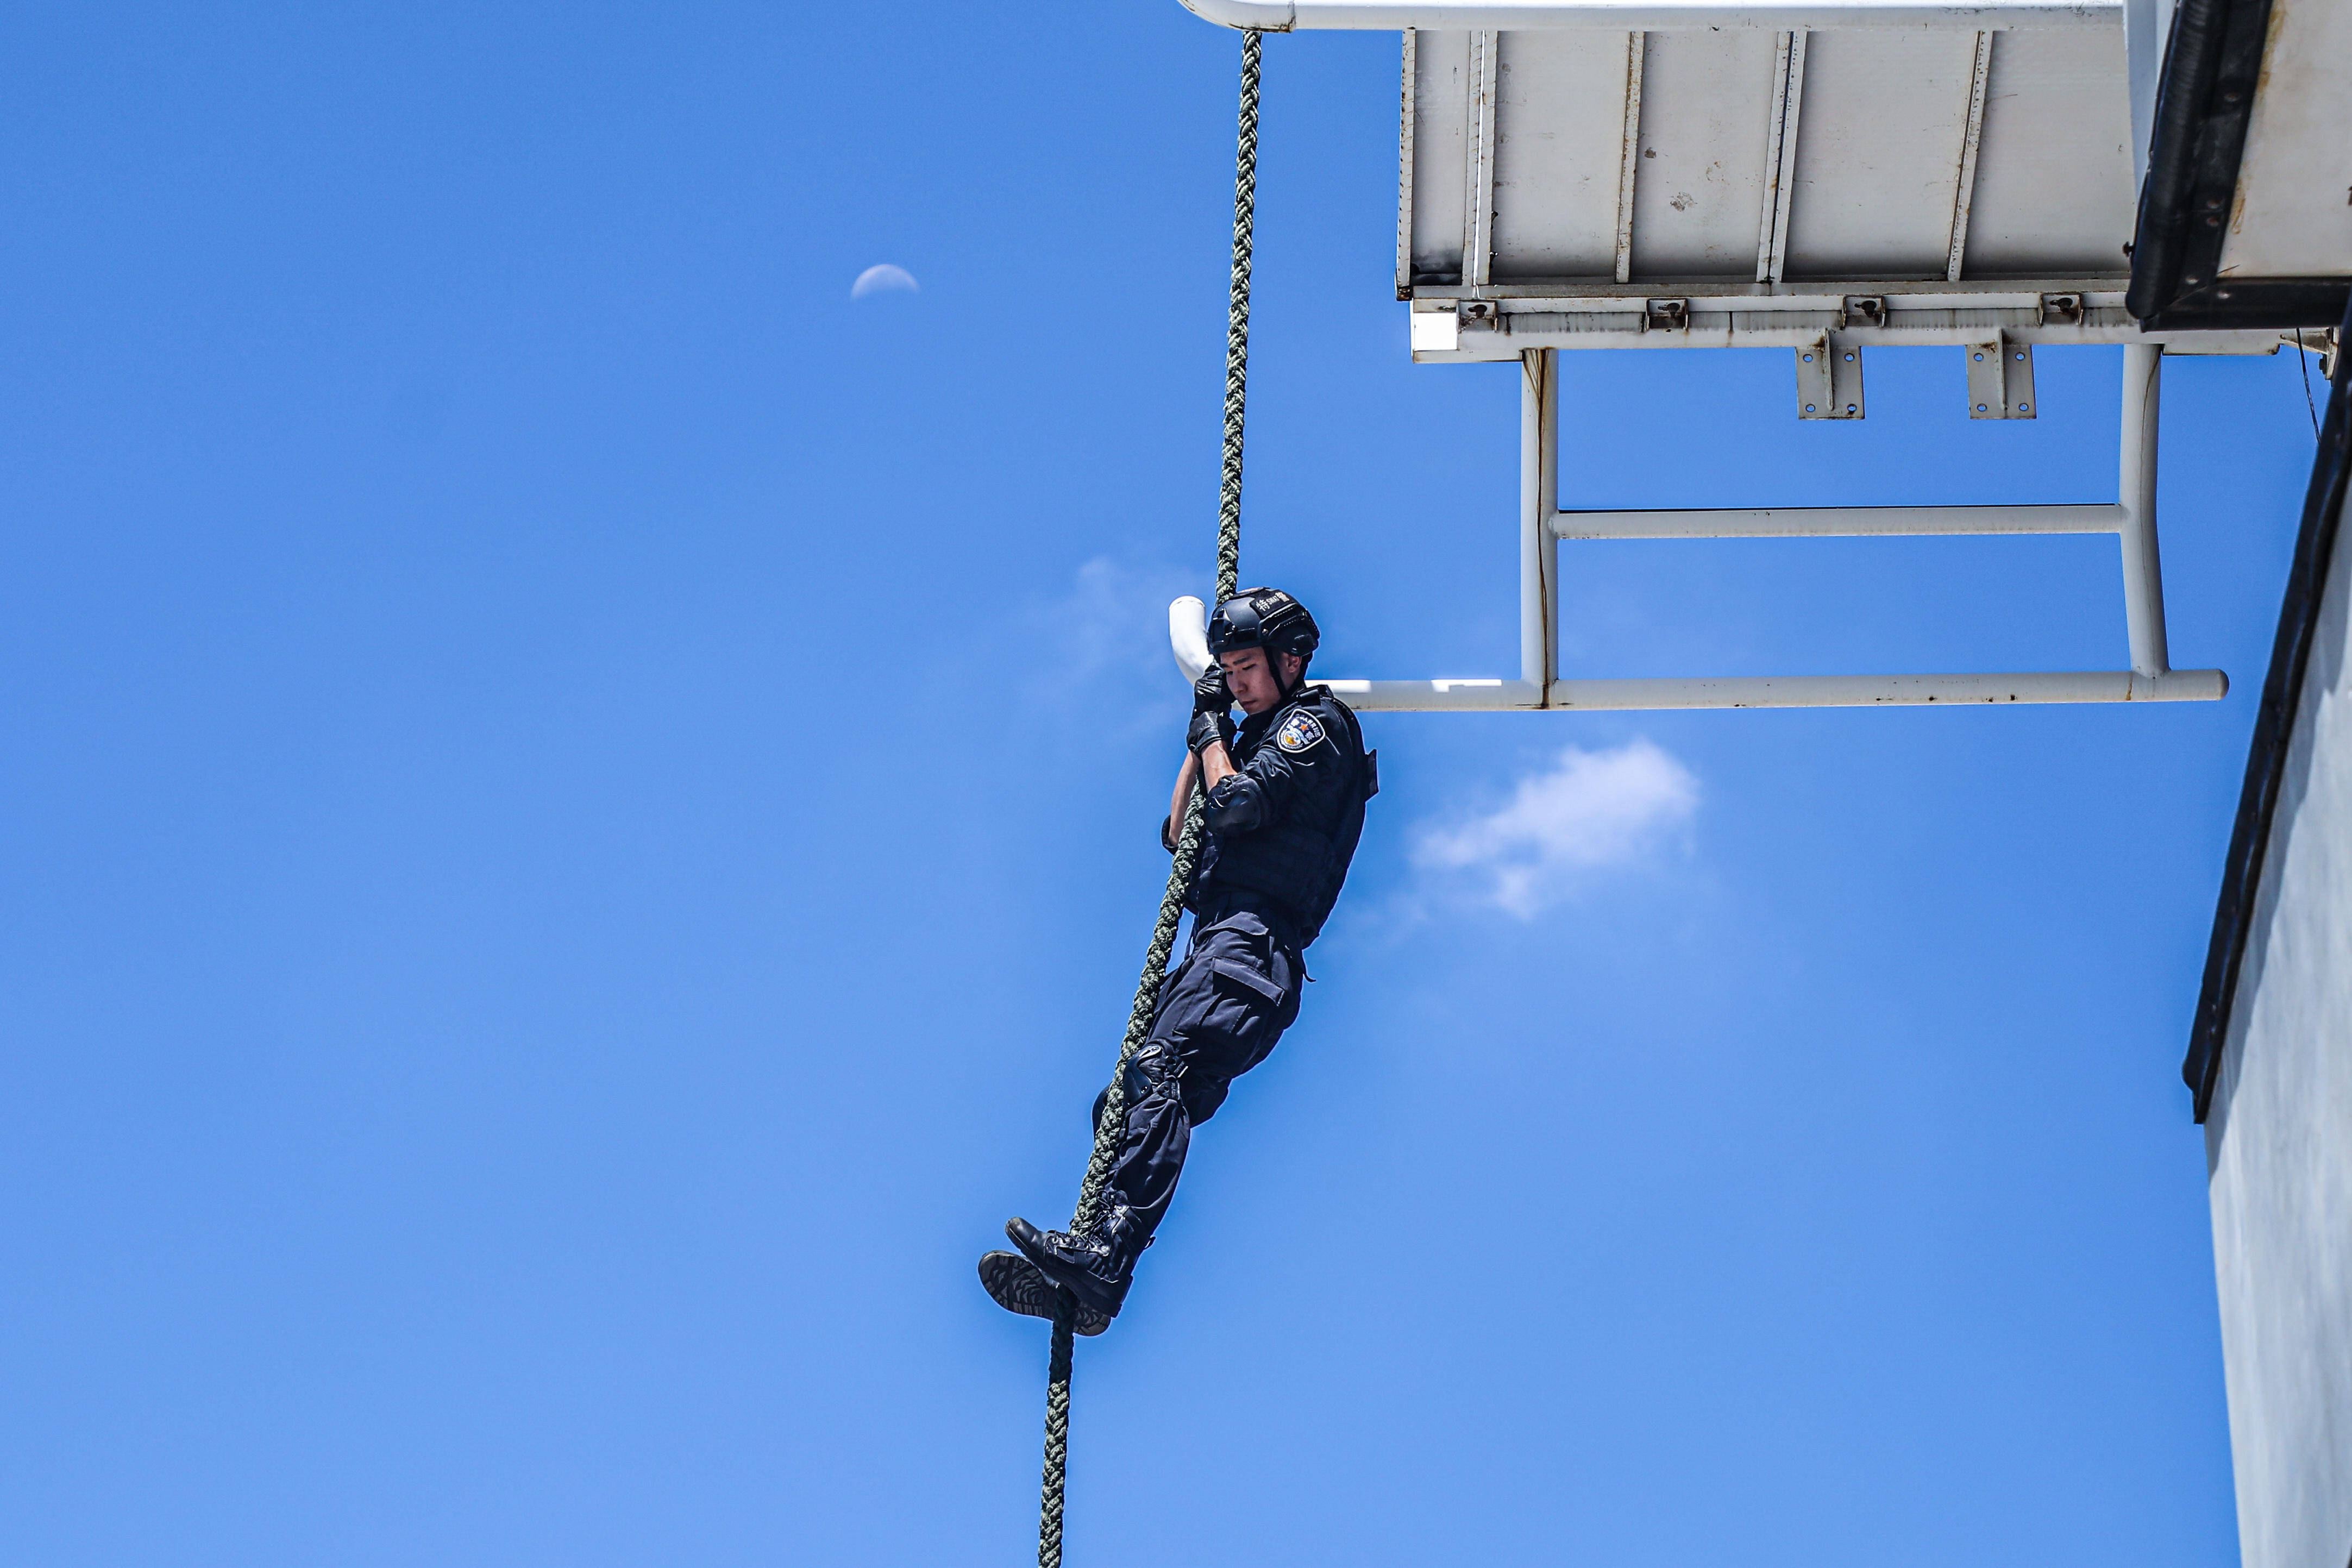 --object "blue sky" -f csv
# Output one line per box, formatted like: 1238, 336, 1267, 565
0, 5, 2316, 1564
